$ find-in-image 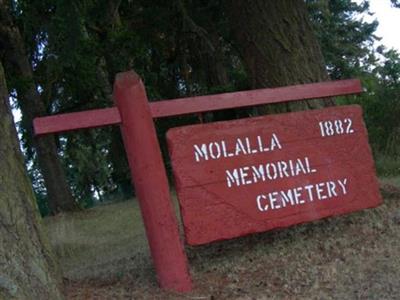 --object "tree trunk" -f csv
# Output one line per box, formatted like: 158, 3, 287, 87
226, 0, 334, 113
0, 1, 78, 214
175, 1, 236, 121
0, 62, 63, 299
201, 31, 237, 121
